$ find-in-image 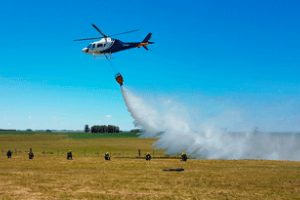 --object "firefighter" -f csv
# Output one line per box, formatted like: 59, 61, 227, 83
145, 152, 151, 161
7, 149, 12, 158
67, 150, 73, 160
28, 148, 34, 159
104, 152, 110, 160
181, 152, 187, 161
